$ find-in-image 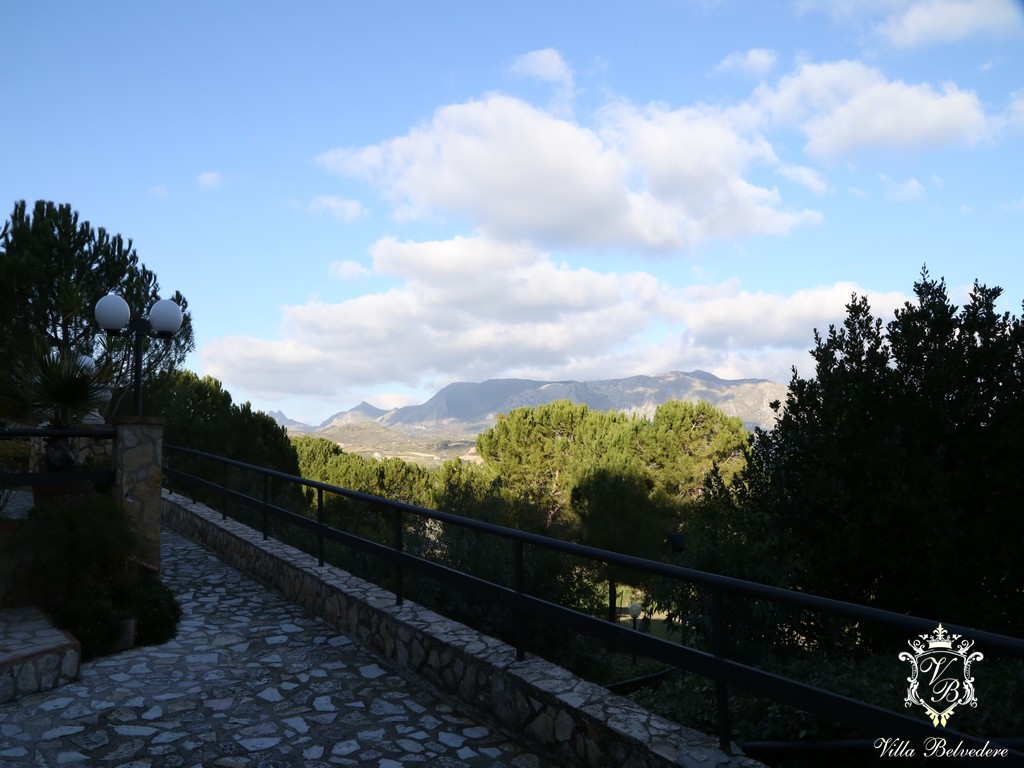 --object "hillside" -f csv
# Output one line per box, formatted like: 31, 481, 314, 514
278, 370, 786, 467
